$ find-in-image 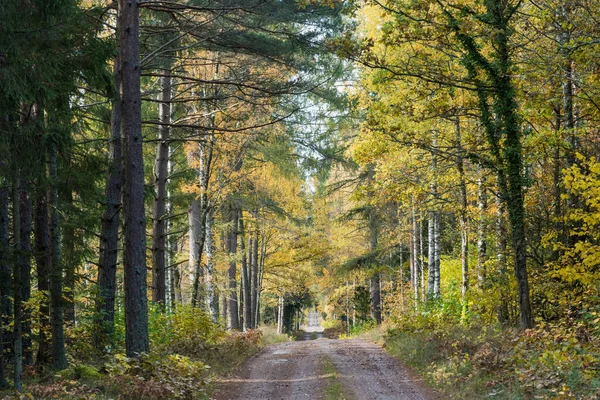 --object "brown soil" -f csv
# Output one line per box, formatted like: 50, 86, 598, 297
213, 338, 436, 400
